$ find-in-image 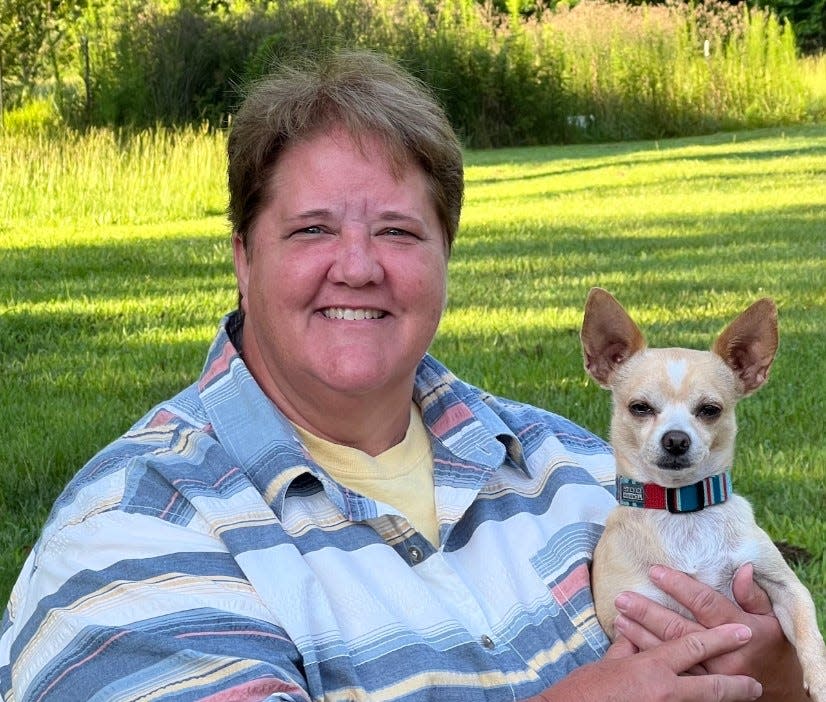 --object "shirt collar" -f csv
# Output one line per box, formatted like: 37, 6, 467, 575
199, 312, 315, 513
414, 354, 528, 475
